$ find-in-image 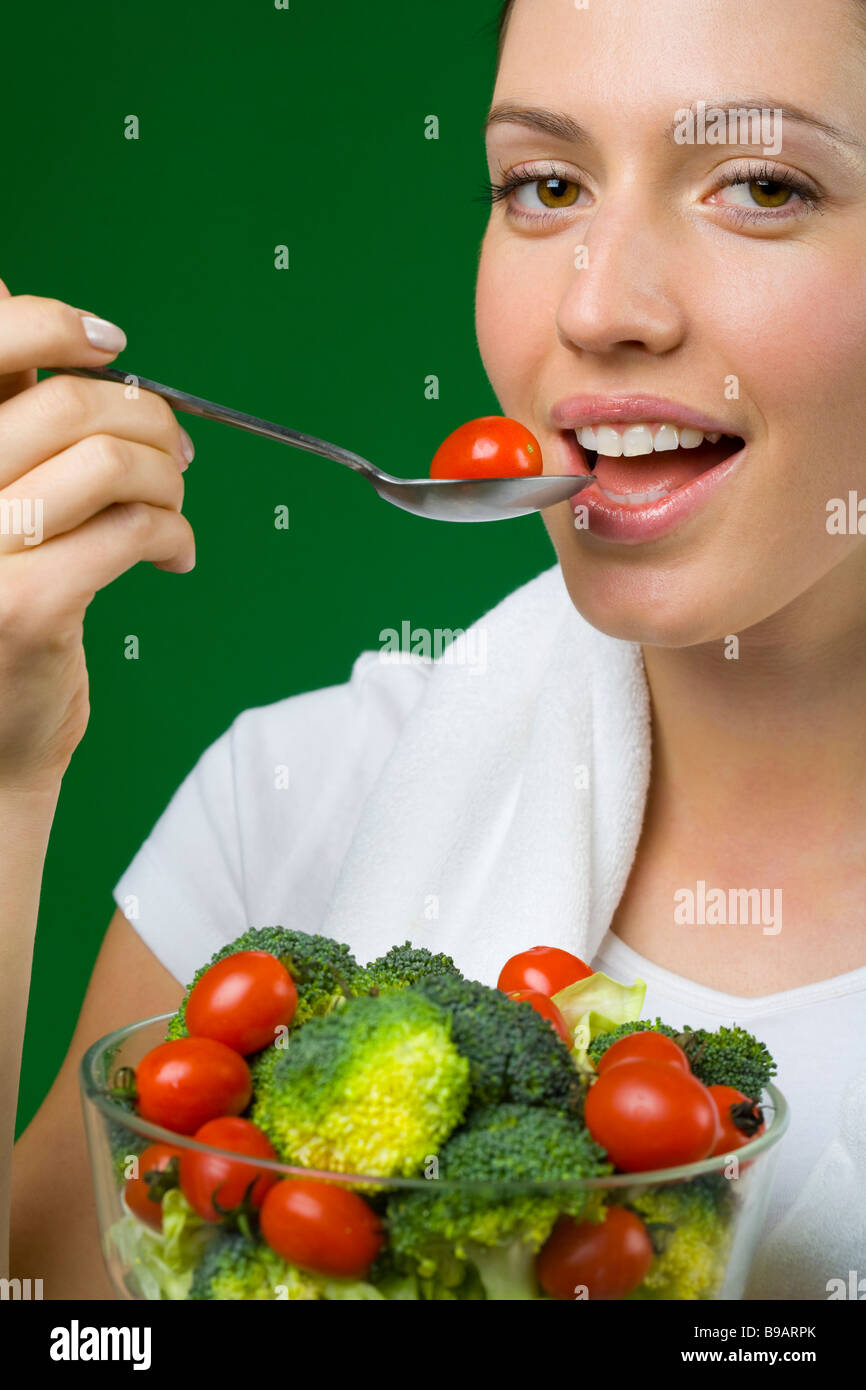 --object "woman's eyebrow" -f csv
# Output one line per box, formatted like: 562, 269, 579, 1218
482, 98, 865, 154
